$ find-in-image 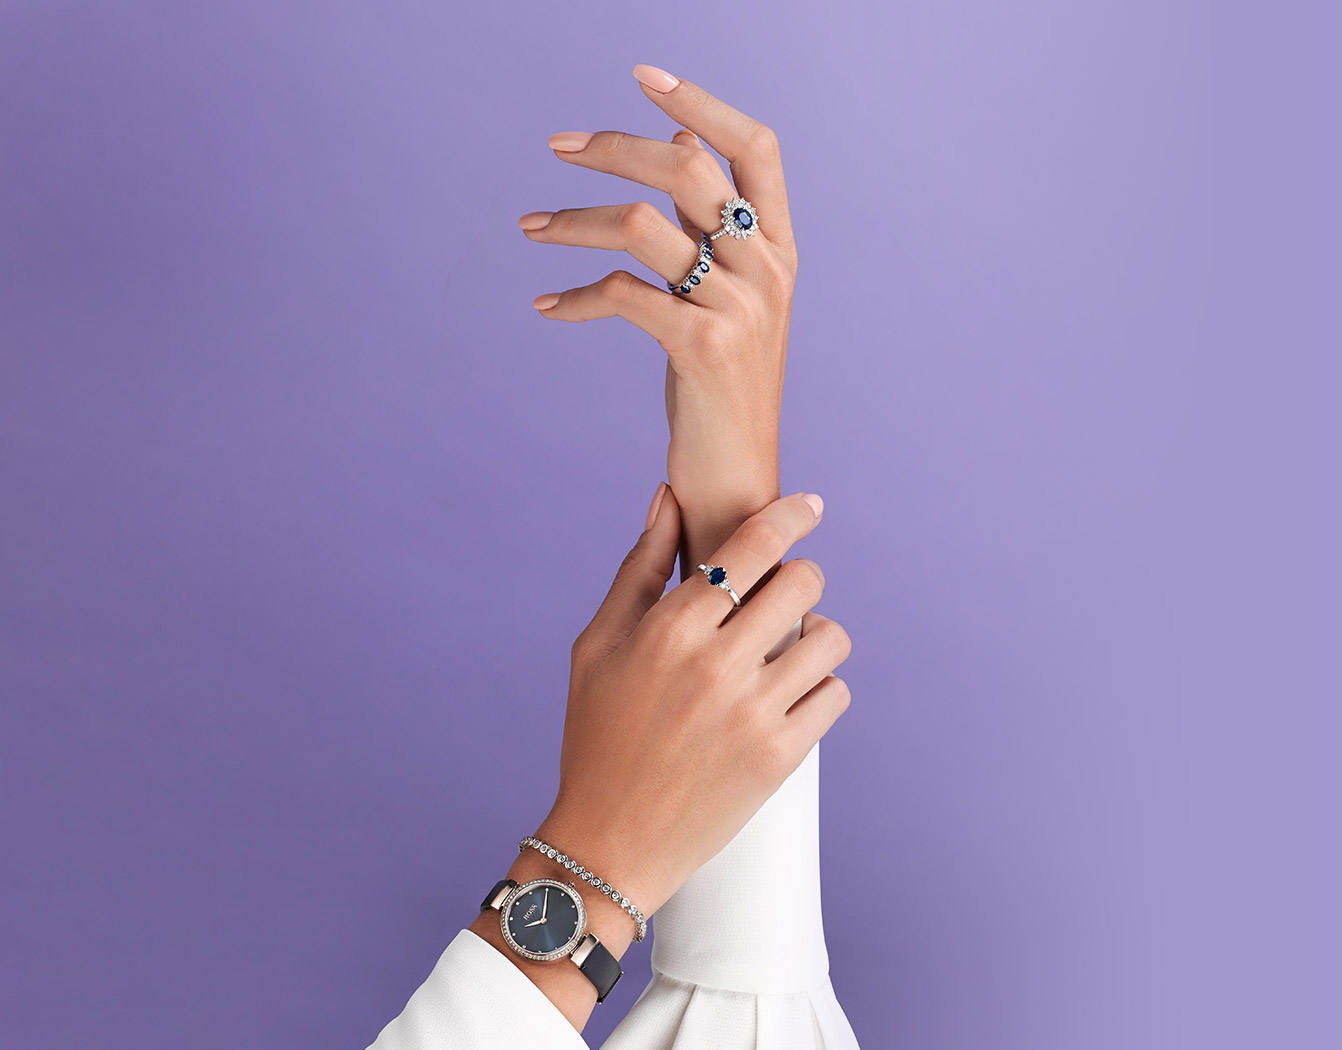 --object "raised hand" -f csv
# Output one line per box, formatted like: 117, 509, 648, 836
519, 66, 799, 572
